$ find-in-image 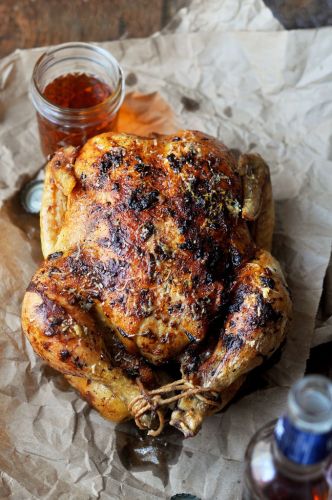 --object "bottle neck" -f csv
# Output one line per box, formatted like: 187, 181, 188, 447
274, 415, 332, 467
273, 376, 332, 469
272, 428, 330, 481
